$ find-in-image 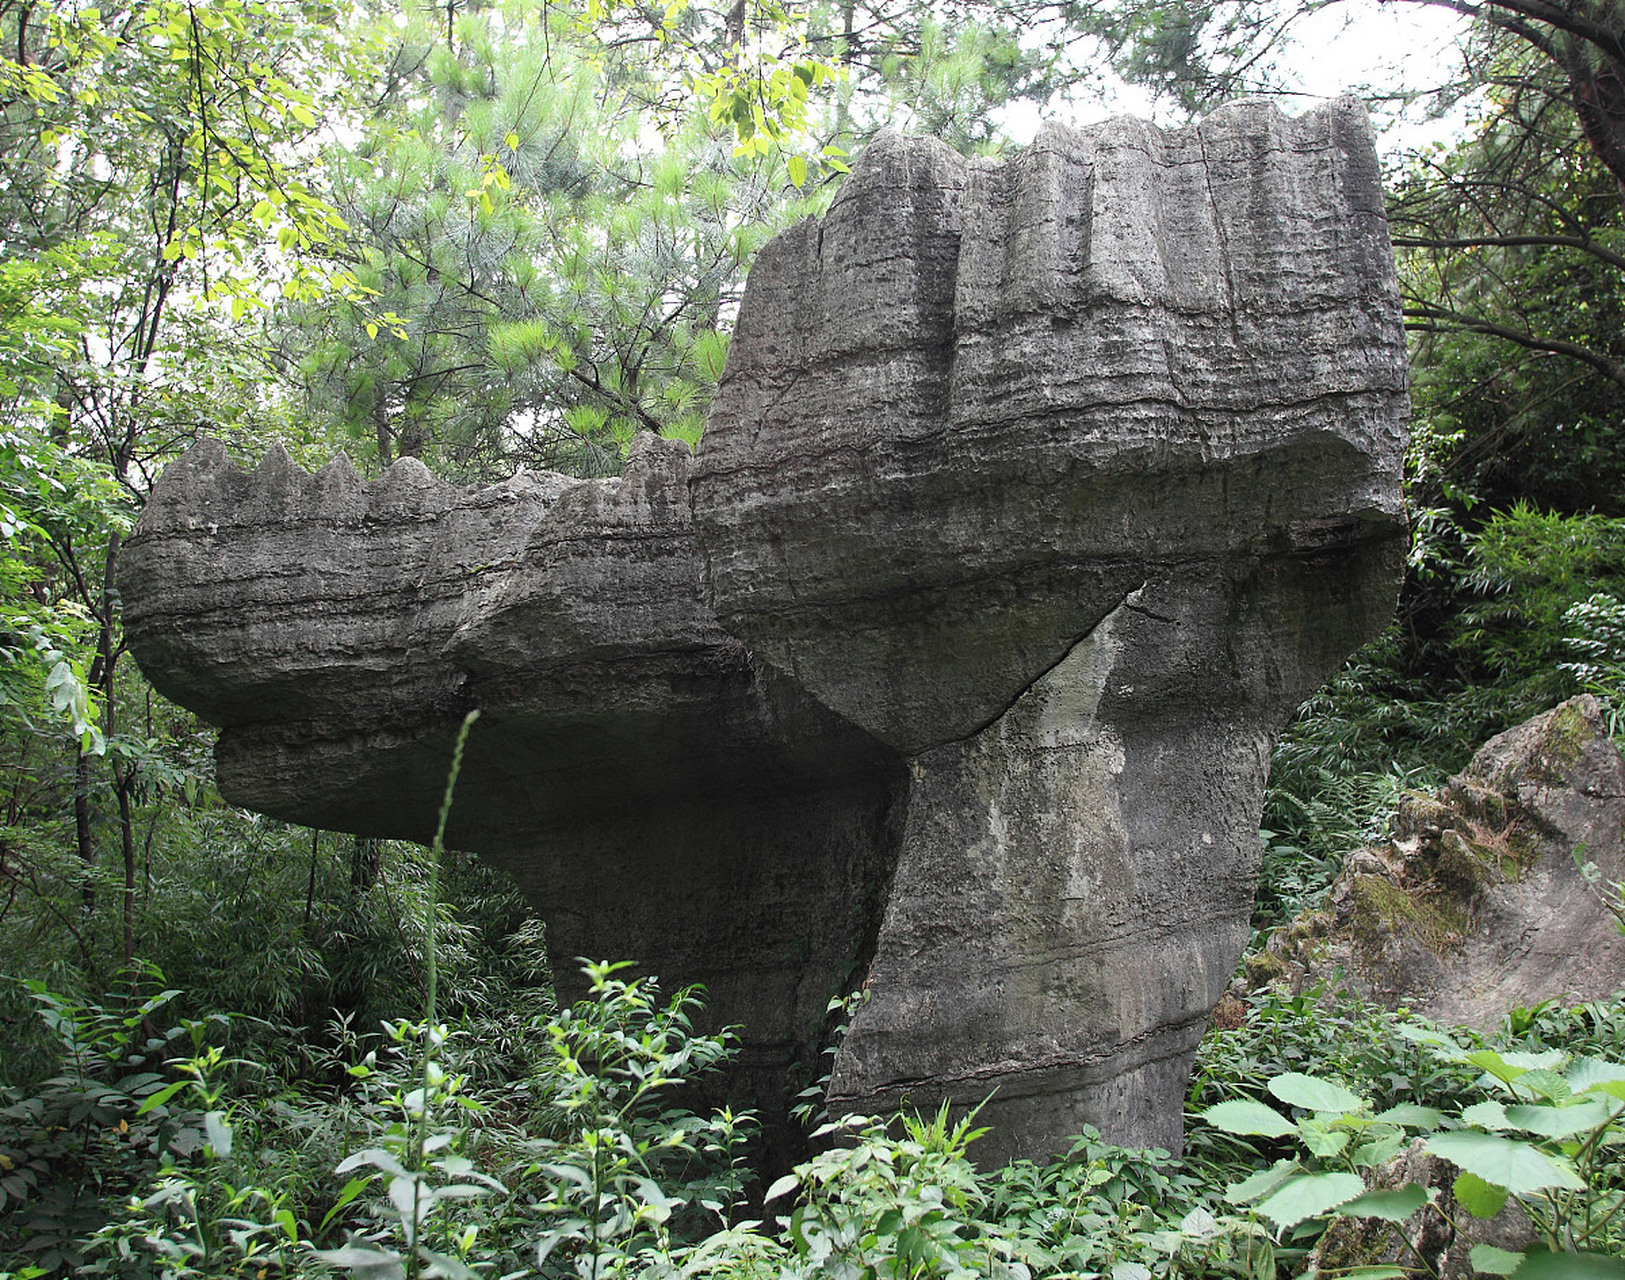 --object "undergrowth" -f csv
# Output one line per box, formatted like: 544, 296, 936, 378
4, 960, 1623, 1279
